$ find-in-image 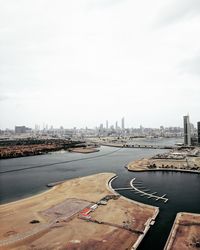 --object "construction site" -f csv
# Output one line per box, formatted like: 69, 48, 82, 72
0, 173, 158, 250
